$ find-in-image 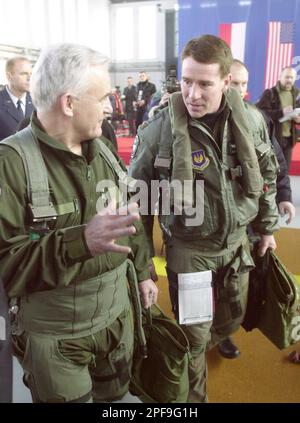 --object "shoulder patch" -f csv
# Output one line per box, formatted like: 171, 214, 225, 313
192, 149, 210, 171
